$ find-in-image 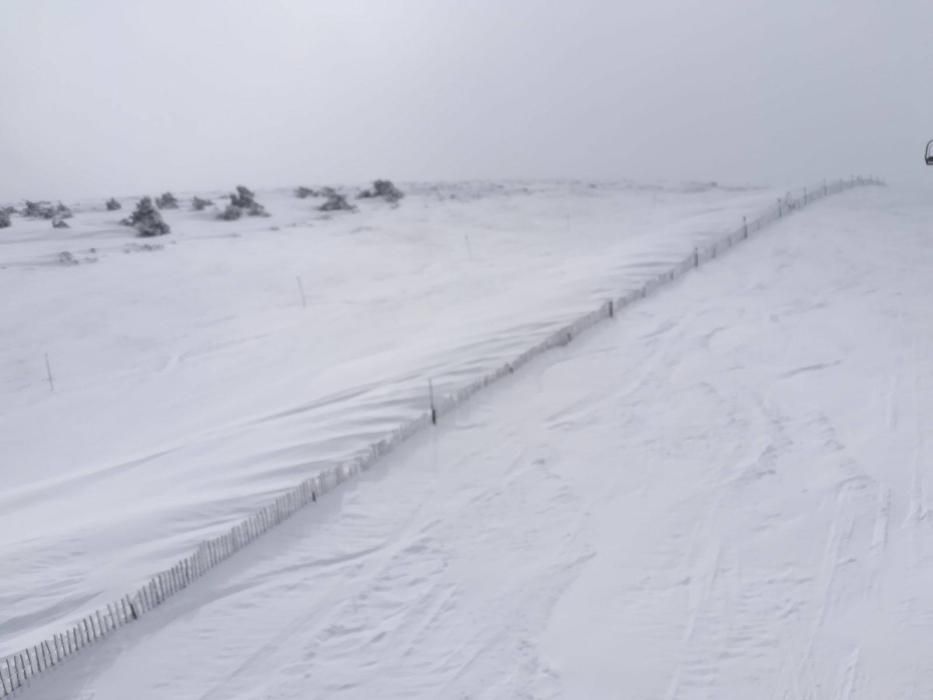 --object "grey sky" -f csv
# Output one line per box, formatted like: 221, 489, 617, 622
2, 0, 931, 200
